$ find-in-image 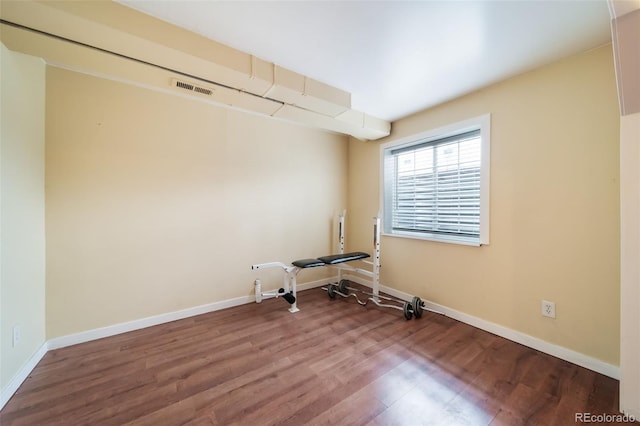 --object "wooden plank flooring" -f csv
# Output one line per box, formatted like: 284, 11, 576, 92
0, 284, 632, 425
